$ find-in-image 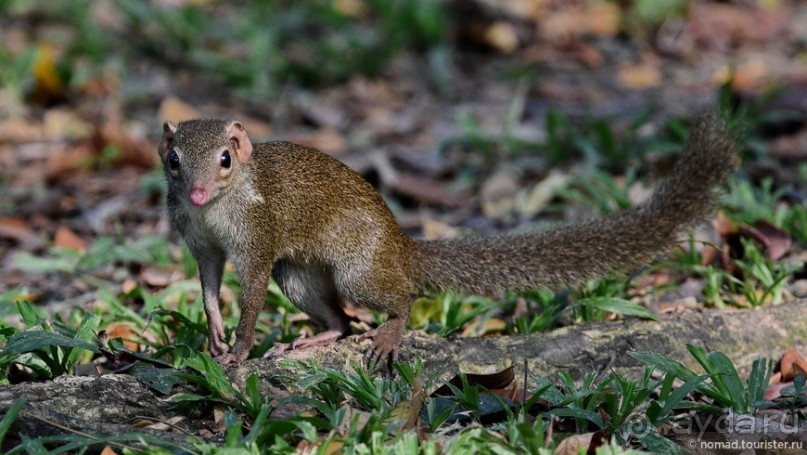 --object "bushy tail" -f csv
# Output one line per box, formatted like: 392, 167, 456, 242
414, 114, 741, 296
